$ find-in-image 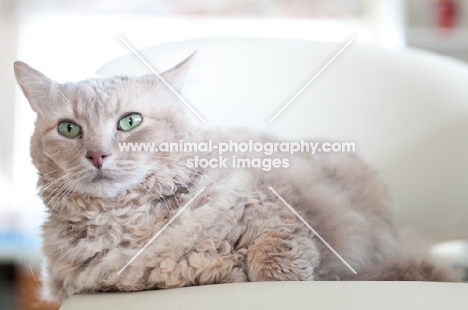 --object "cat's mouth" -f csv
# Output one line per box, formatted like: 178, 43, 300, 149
91, 172, 114, 183
81, 169, 144, 197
